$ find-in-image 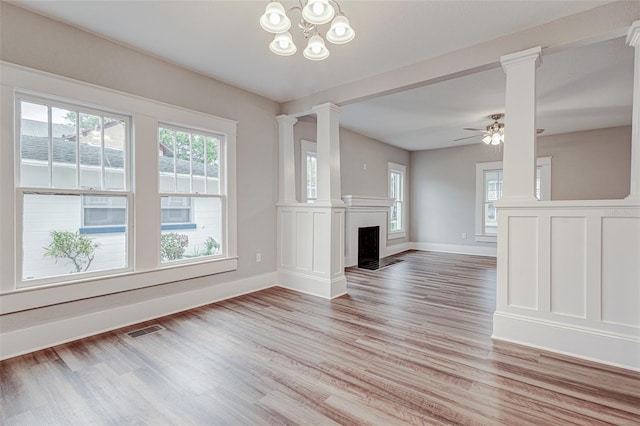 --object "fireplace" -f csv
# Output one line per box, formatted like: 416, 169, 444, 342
358, 226, 379, 270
